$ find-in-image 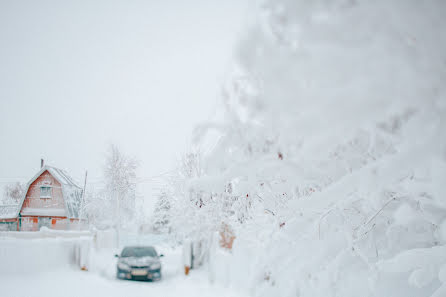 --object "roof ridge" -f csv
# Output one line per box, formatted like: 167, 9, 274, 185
47, 166, 81, 188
